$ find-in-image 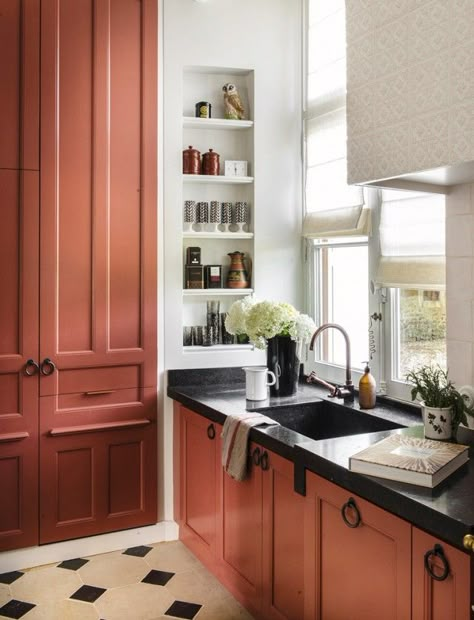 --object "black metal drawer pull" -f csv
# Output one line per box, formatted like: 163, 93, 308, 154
252, 447, 261, 466
260, 450, 269, 471
341, 497, 361, 528
40, 358, 56, 376
424, 544, 450, 581
207, 423, 216, 440
25, 359, 39, 376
